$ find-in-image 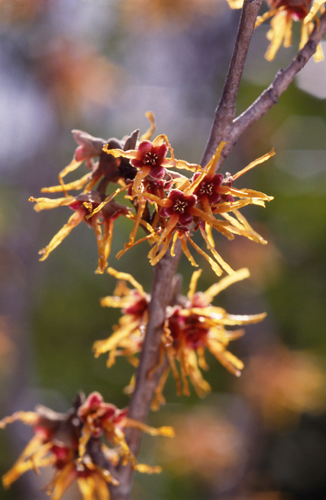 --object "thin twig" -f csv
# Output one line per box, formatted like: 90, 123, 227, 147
221, 11, 326, 162
201, 0, 263, 168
